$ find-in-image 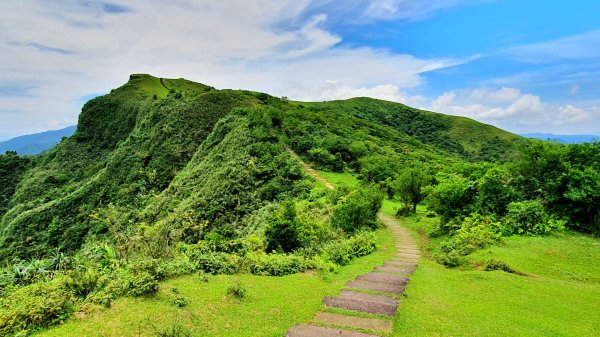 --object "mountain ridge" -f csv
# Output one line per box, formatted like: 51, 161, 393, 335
0, 74, 525, 258
0, 125, 76, 155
